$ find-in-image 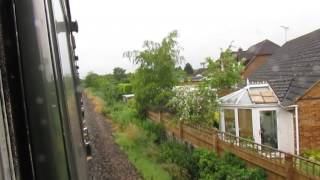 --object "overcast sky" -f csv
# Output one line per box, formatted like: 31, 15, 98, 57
69, 0, 320, 78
